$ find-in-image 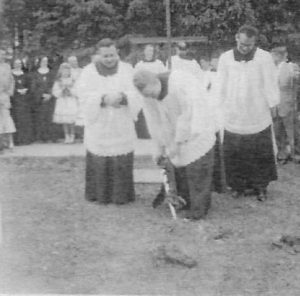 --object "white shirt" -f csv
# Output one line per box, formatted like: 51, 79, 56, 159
217, 48, 280, 134
143, 70, 216, 167
75, 61, 141, 156
134, 59, 166, 74
170, 55, 203, 80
